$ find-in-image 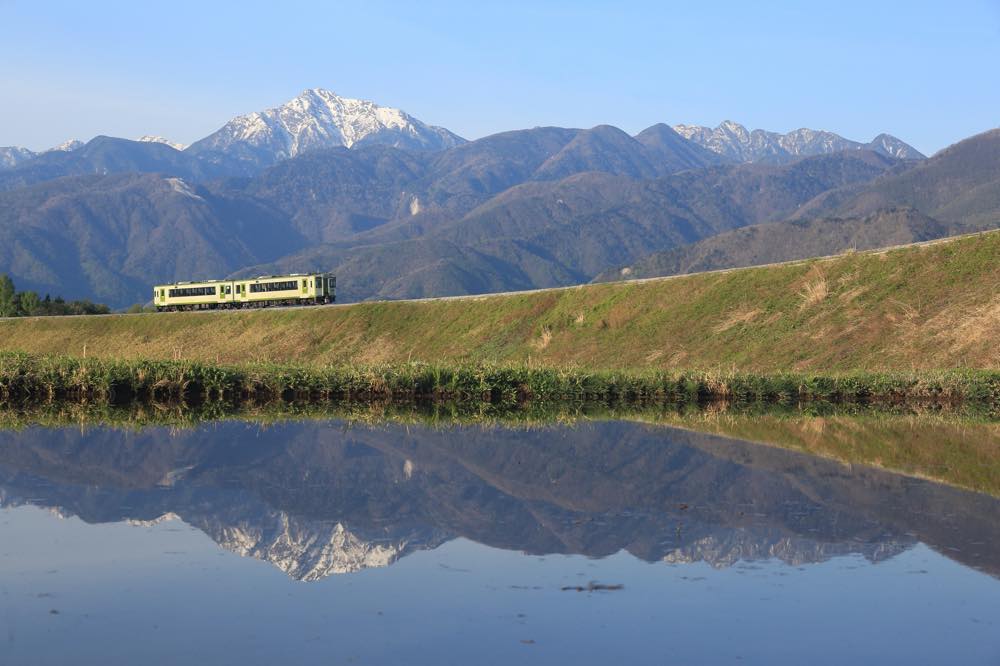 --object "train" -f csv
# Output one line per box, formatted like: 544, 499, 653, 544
153, 273, 335, 311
